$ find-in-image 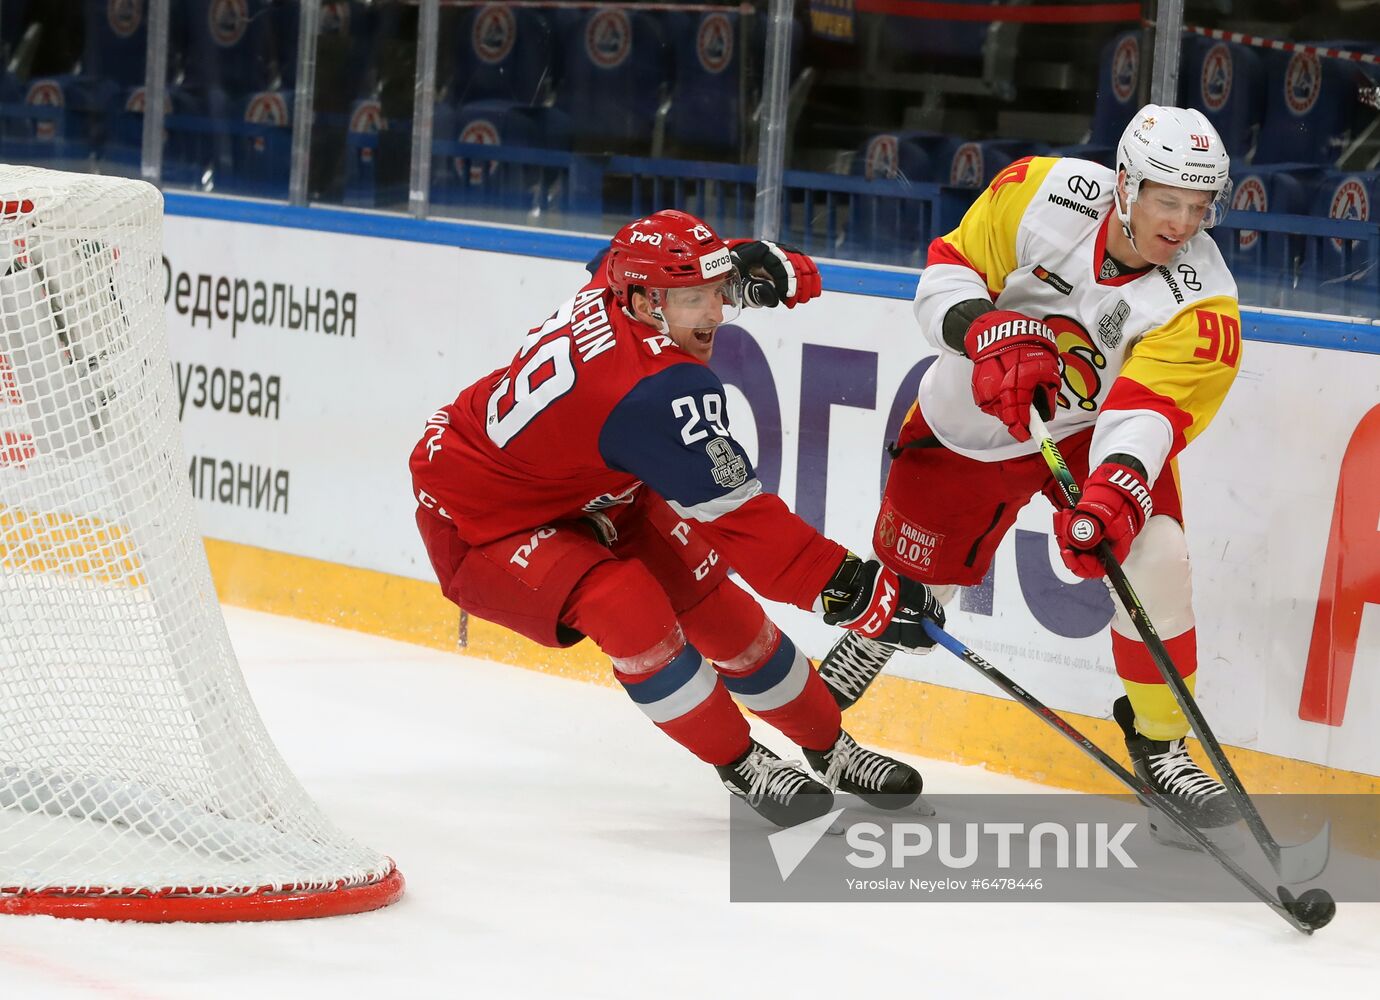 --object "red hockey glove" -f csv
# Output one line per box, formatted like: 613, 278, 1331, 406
819, 554, 945, 650
963, 310, 1061, 443
1052, 463, 1153, 578
727, 239, 822, 308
